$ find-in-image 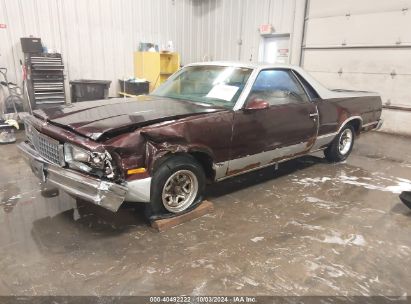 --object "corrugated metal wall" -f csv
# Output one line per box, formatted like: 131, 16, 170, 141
302, 0, 411, 135
0, 0, 300, 97
0, 0, 201, 97
191, 0, 303, 63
